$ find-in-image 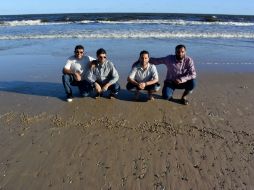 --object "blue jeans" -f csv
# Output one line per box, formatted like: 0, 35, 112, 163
162, 79, 196, 100
62, 74, 92, 96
